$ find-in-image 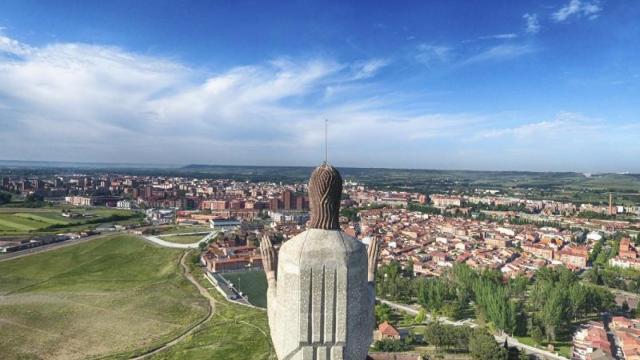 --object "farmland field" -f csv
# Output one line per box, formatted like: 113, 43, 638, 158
0, 235, 209, 360
222, 270, 268, 308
